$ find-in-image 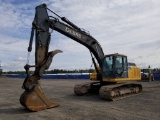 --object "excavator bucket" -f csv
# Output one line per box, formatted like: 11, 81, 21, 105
20, 81, 59, 111
20, 50, 62, 111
